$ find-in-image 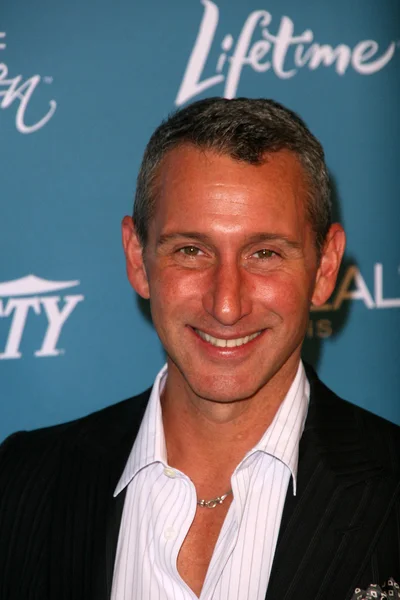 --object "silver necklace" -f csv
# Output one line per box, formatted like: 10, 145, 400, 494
197, 489, 232, 509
